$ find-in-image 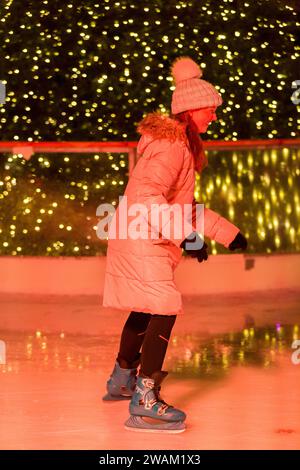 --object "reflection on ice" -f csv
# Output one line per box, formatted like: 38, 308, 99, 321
1, 324, 298, 379
170, 324, 299, 379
